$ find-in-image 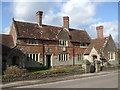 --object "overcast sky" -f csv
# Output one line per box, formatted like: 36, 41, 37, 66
1, 0, 118, 42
